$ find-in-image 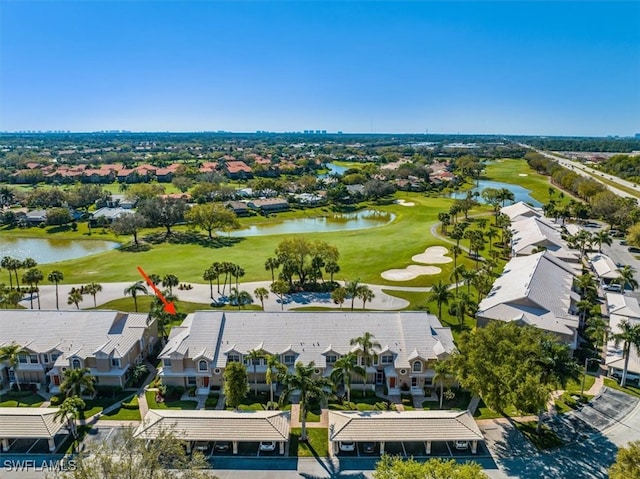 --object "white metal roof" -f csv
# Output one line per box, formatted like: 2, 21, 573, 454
588, 253, 621, 280
0, 408, 65, 439
510, 216, 567, 255
500, 201, 542, 221
329, 410, 483, 442
135, 410, 290, 441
